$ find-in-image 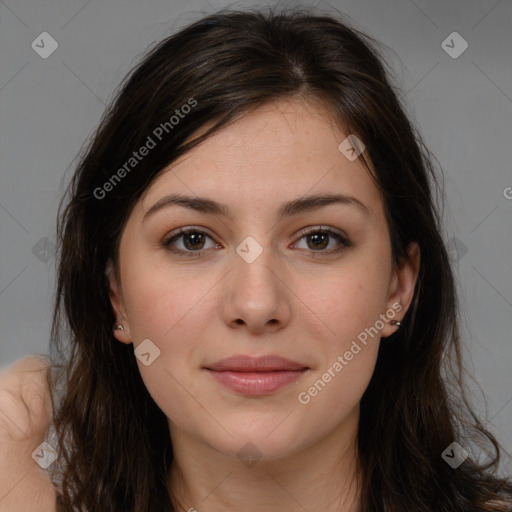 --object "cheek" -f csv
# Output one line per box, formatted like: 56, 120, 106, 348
298, 249, 392, 352
120, 261, 217, 383
294, 263, 389, 422
121, 253, 207, 341
123, 275, 211, 431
